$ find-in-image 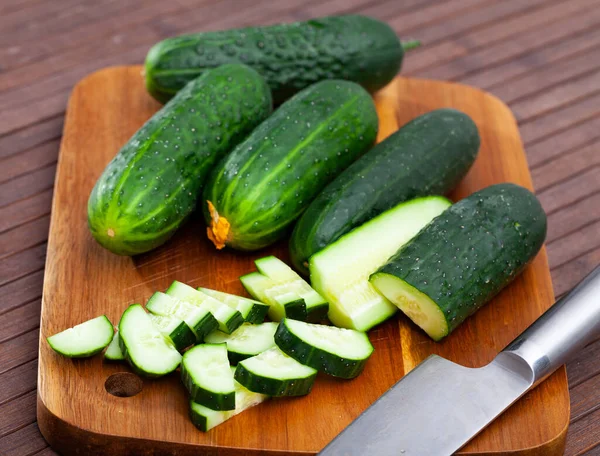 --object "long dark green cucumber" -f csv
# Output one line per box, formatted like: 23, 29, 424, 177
145, 15, 417, 104
370, 183, 547, 340
290, 108, 480, 274
87, 64, 272, 255
203, 79, 378, 251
